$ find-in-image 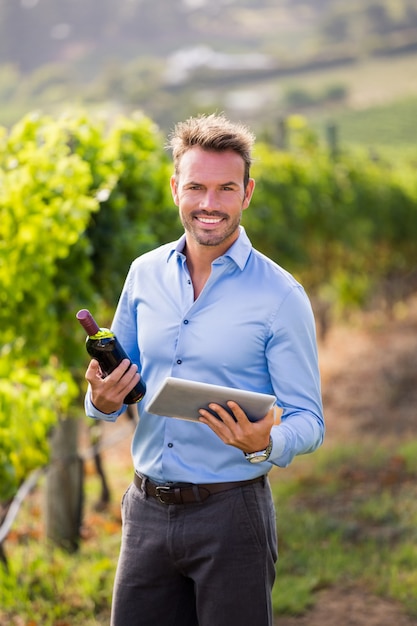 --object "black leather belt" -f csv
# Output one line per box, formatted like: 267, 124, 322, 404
133, 472, 265, 505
